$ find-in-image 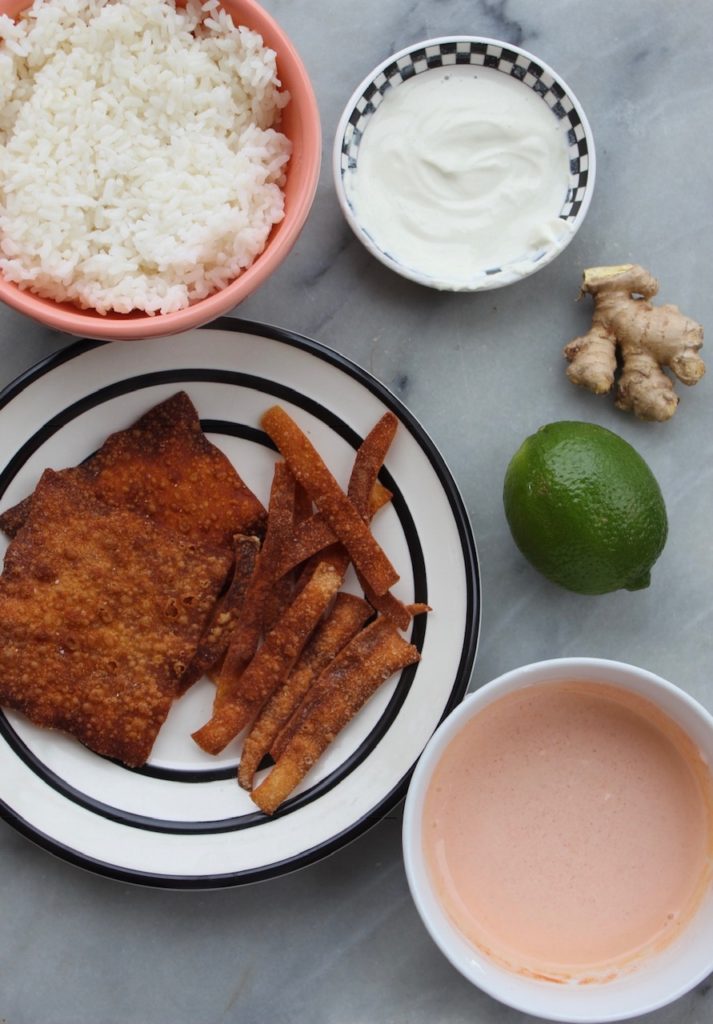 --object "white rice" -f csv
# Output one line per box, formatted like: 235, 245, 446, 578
0, 0, 292, 315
